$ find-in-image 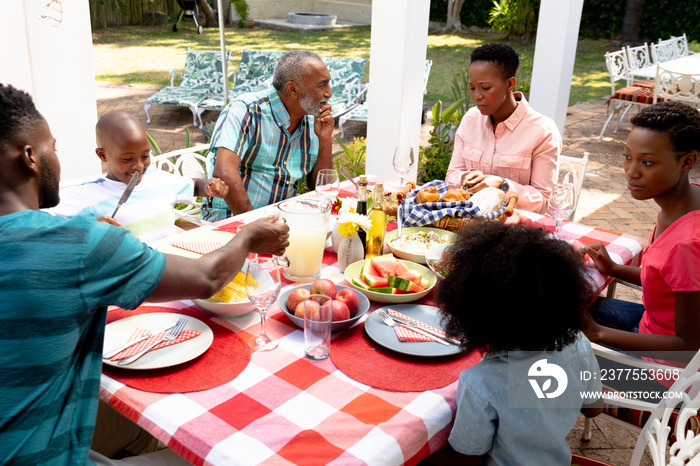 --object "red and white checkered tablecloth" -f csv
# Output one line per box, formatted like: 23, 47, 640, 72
103, 176, 644, 465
